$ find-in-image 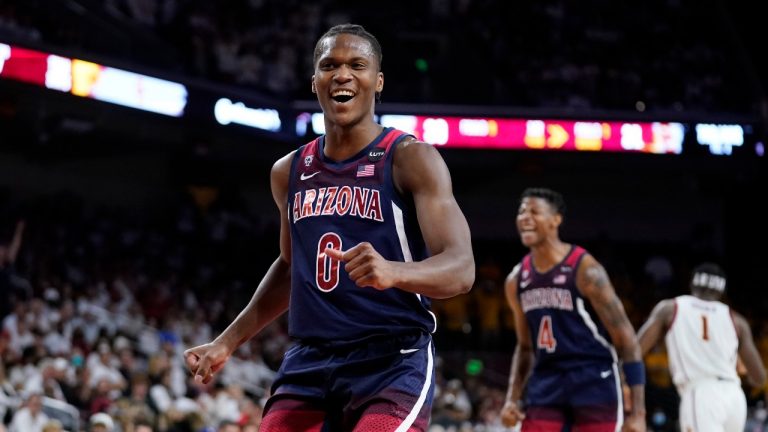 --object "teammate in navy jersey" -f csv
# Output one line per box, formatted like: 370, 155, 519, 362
183, 24, 474, 431
500, 188, 646, 432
